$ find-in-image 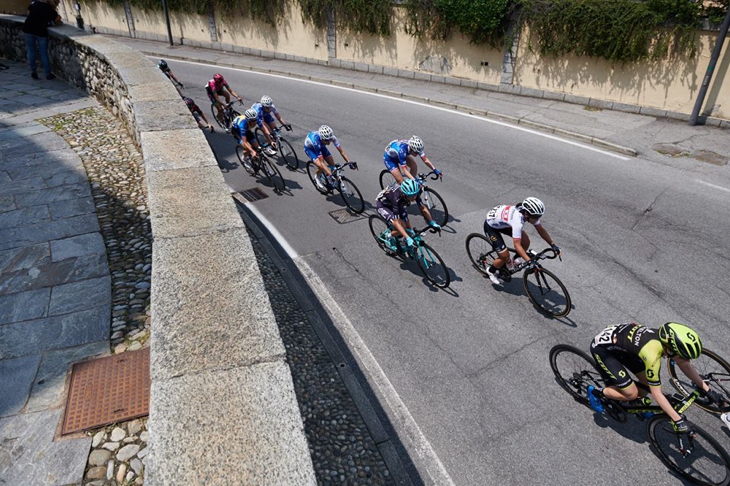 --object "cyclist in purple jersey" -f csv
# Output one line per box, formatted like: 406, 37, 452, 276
375, 179, 440, 251
383, 136, 442, 184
